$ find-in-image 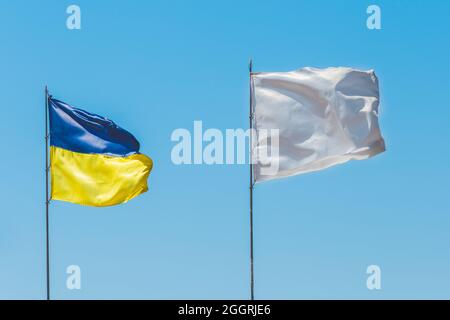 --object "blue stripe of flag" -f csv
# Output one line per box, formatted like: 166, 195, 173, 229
49, 98, 140, 157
